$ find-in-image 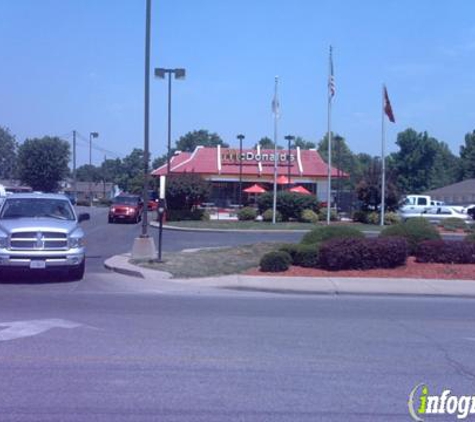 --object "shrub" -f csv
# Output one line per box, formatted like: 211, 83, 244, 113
415, 240, 475, 264
166, 209, 208, 221
257, 191, 319, 221
379, 217, 441, 255
352, 210, 368, 224
278, 244, 300, 262
262, 208, 282, 222
465, 232, 475, 243
301, 225, 364, 245
300, 209, 319, 224
238, 206, 257, 221
367, 212, 380, 225
319, 237, 408, 271
384, 212, 401, 225
259, 251, 292, 272
293, 244, 320, 268
438, 217, 467, 232
200, 210, 210, 221
318, 207, 338, 221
